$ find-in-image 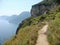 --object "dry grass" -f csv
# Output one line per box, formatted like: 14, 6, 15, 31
3, 22, 45, 45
